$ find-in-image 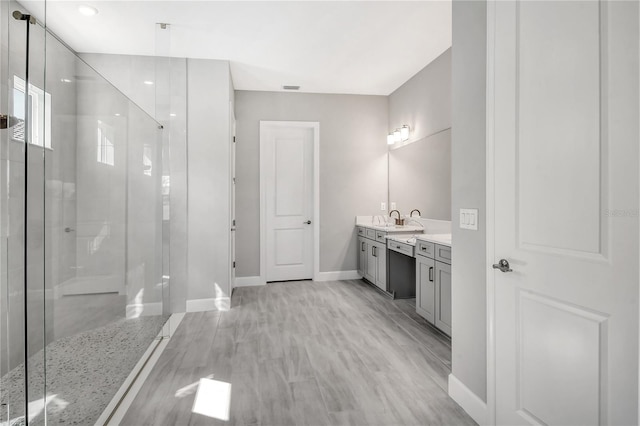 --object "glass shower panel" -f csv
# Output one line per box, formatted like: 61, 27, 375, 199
40, 34, 168, 424
0, 2, 169, 423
